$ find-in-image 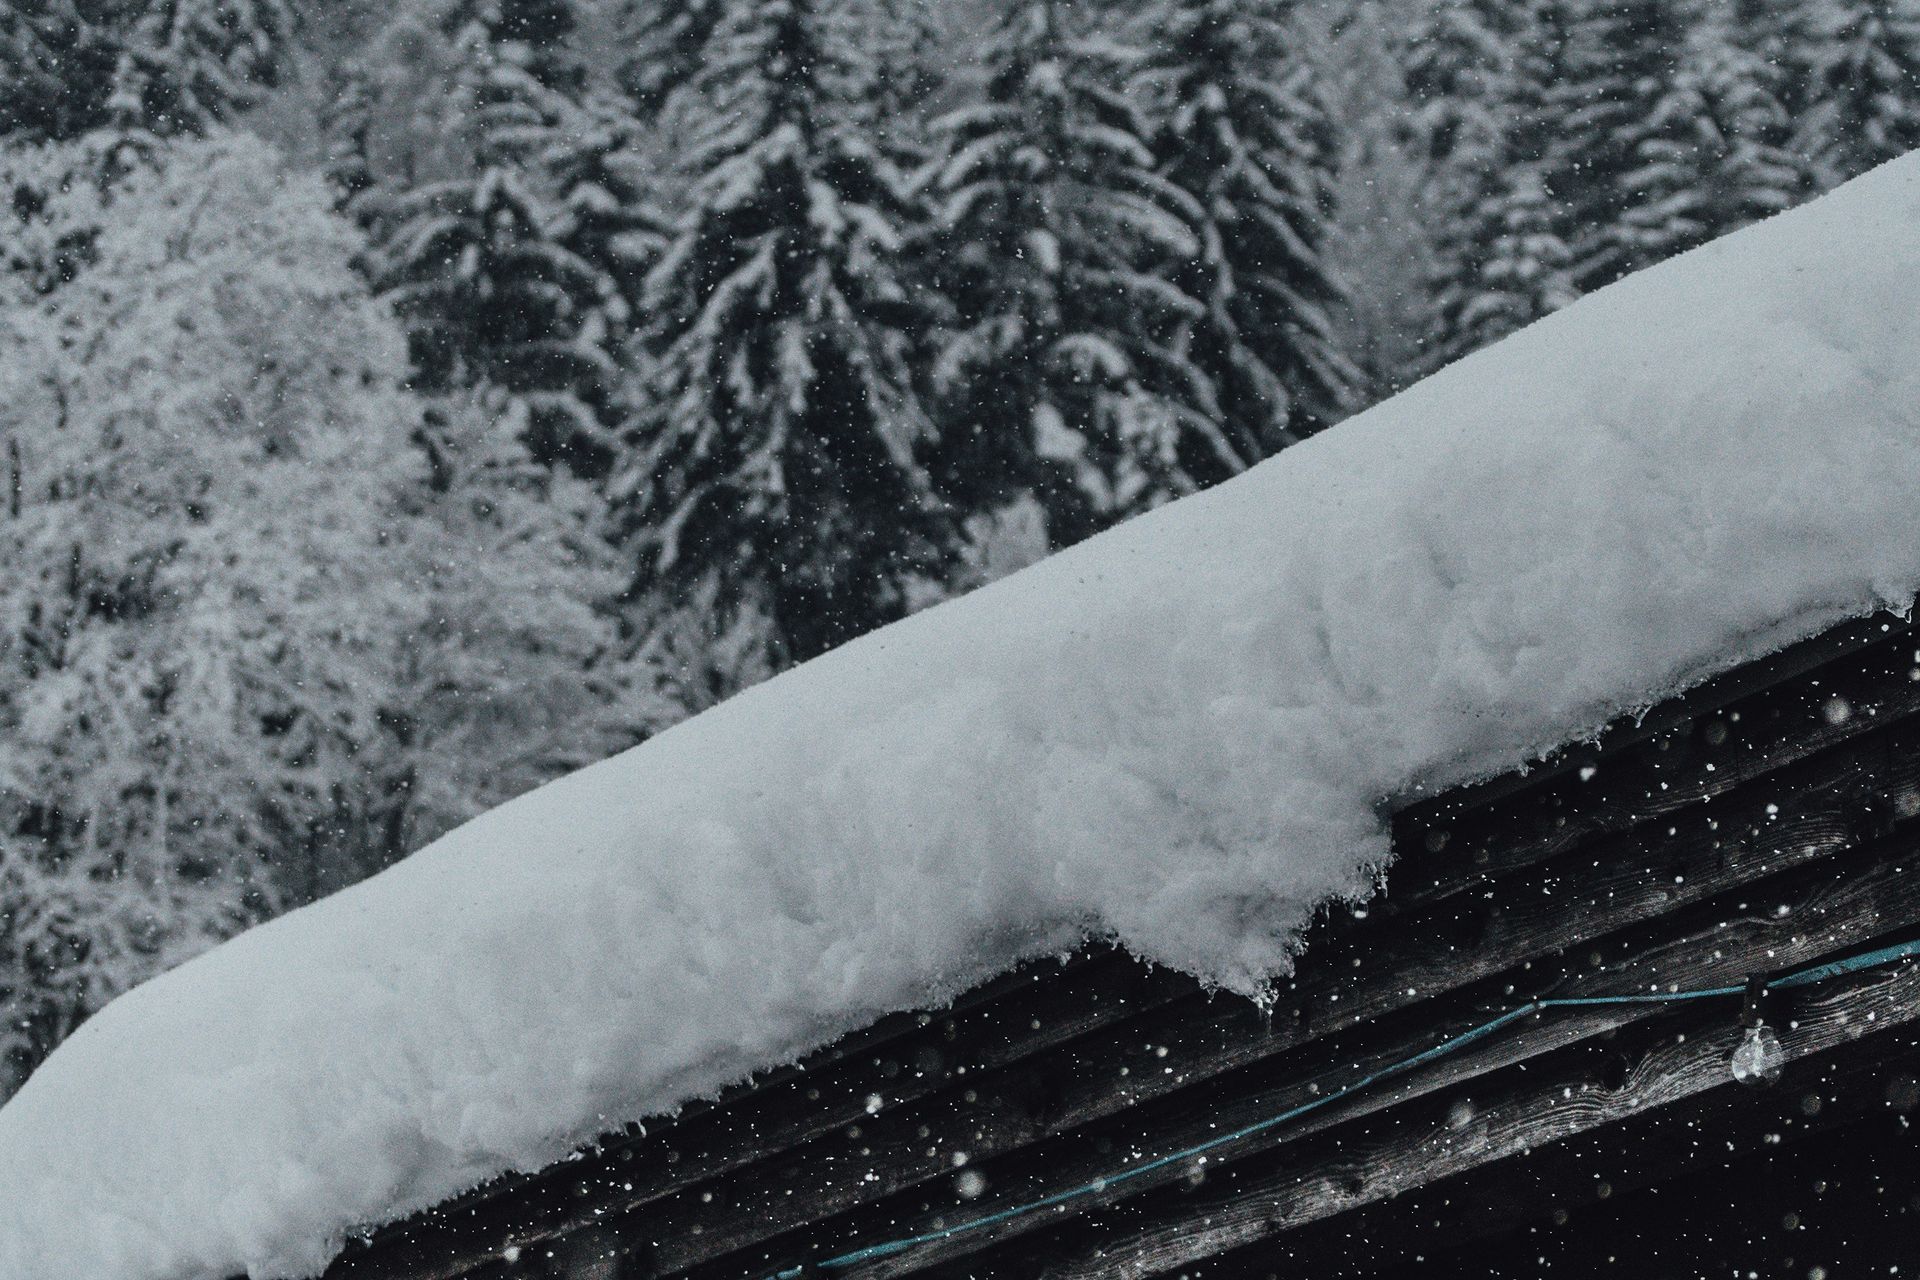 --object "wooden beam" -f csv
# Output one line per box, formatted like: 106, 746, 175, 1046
1393, 607, 1916, 822
703, 837, 1920, 1280
909, 954, 1920, 1280
1194, 1024, 1920, 1278
1393, 610, 1920, 909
